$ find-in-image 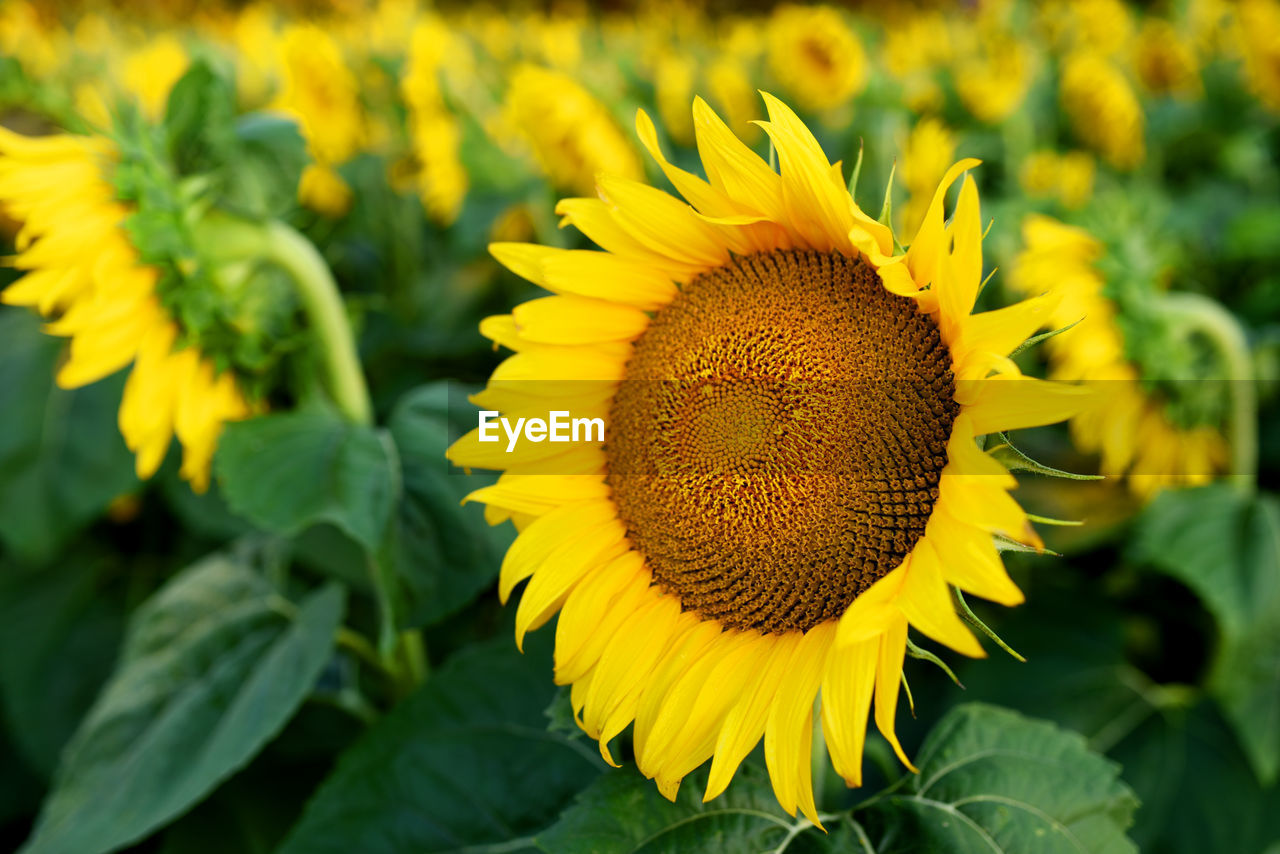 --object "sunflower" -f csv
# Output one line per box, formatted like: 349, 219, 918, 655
501, 64, 642, 197
402, 15, 470, 226
0, 129, 251, 492
1060, 52, 1146, 170
447, 93, 1083, 821
1019, 149, 1096, 210
766, 5, 867, 113
1011, 214, 1226, 496
273, 23, 366, 216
